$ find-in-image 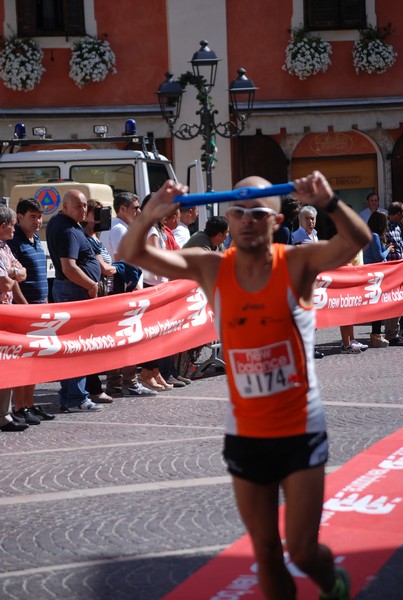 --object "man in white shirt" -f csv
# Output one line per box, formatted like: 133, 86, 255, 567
359, 192, 388, 223
100, 192, 141, 260
100, 192, 157, 398
293, 205, 319, 244
173, 206, 199, 247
